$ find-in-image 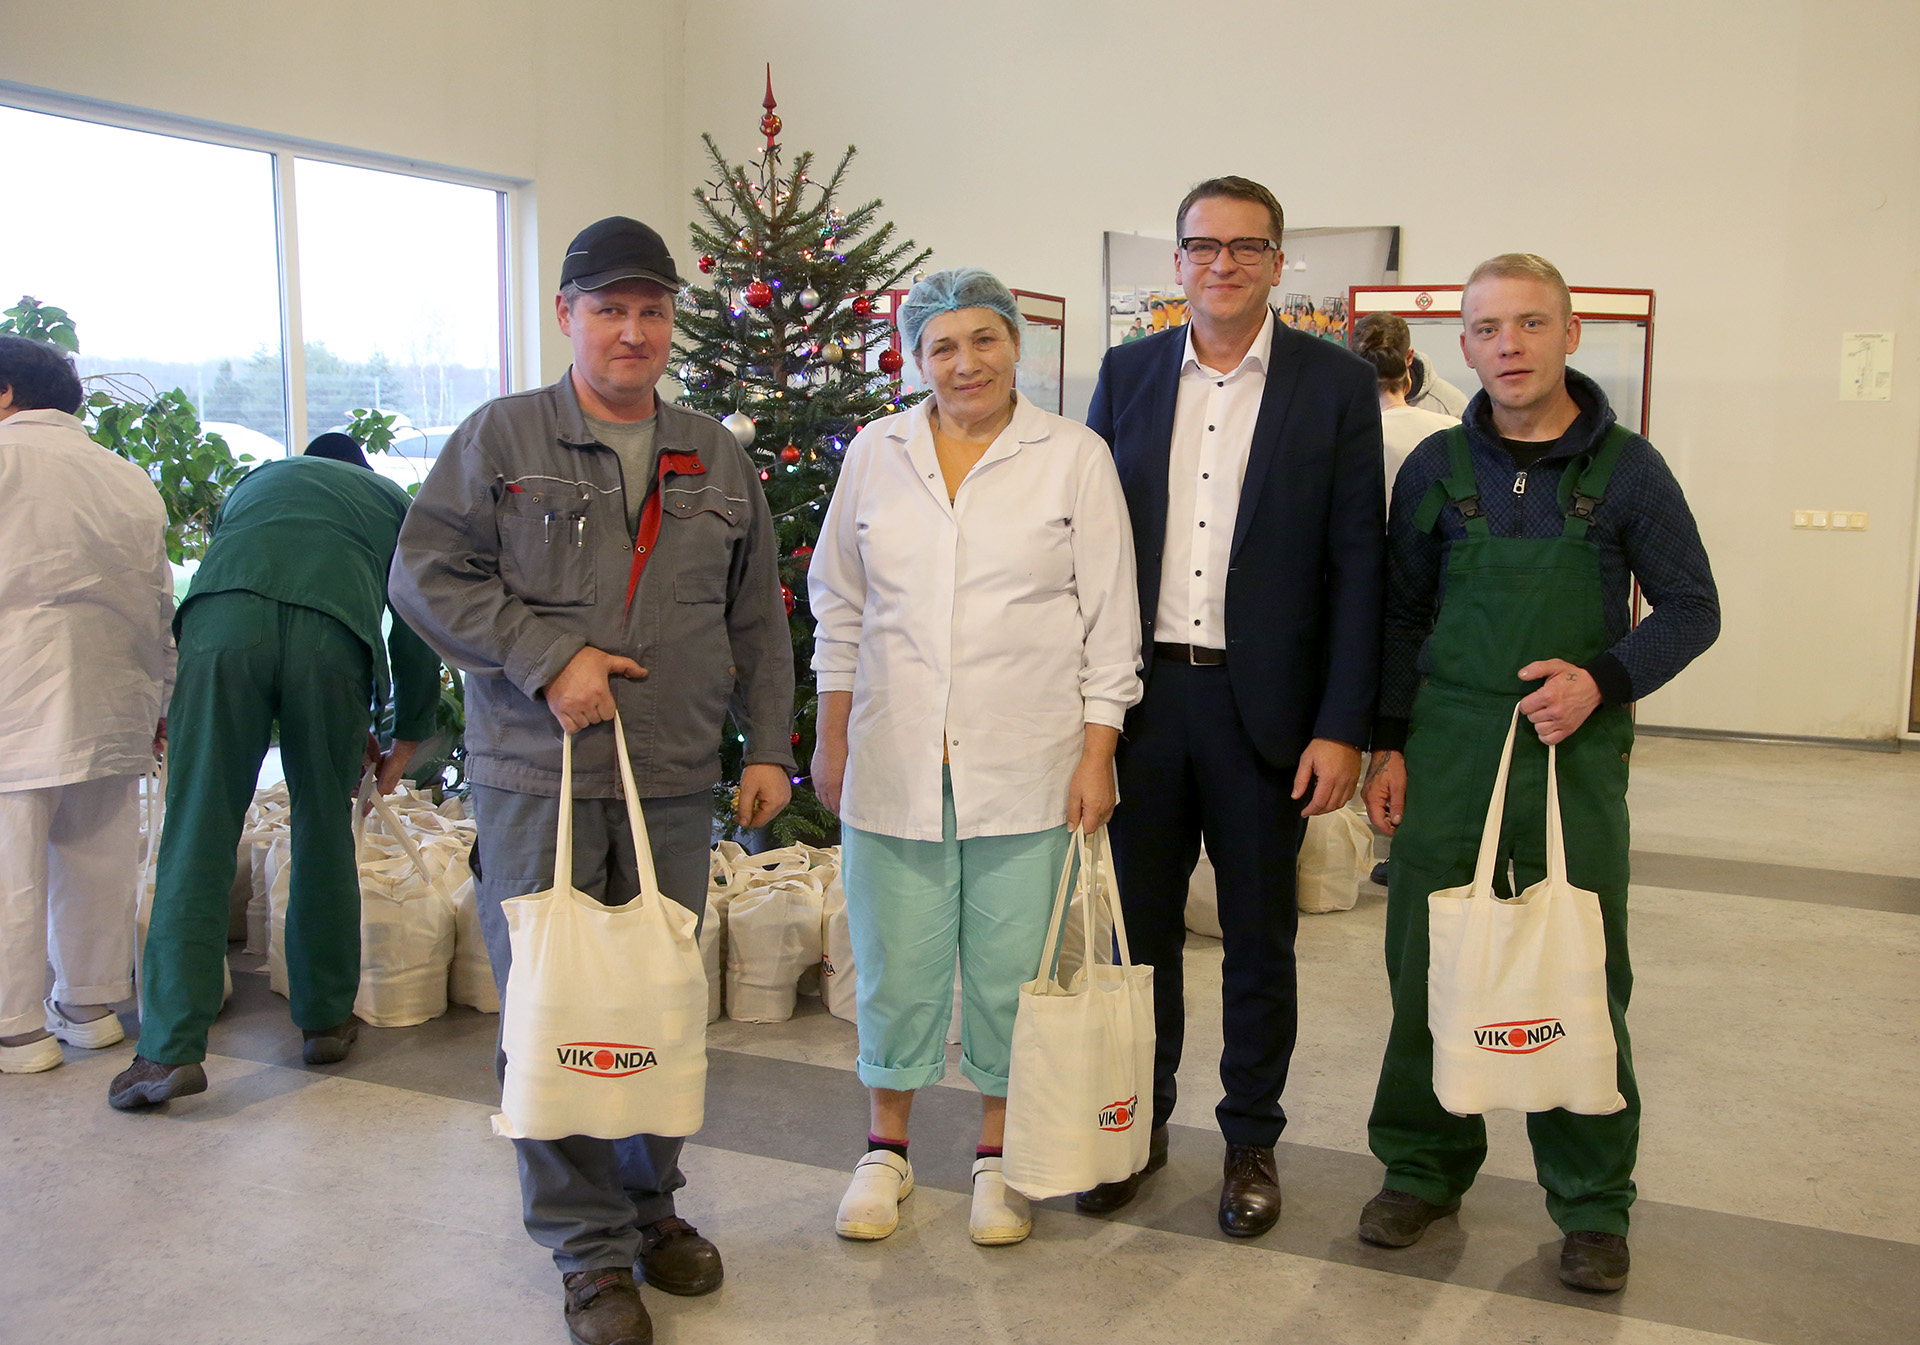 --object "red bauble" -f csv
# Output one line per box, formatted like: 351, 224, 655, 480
790, 731, 801, 746
791, 543, 814, 560
779, 444, 802, 465
781, 584, 796, 616
877, 348, 904, 375
744, 279, 774, 309
697, 254, 715, 274
851, 295, 873, 317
